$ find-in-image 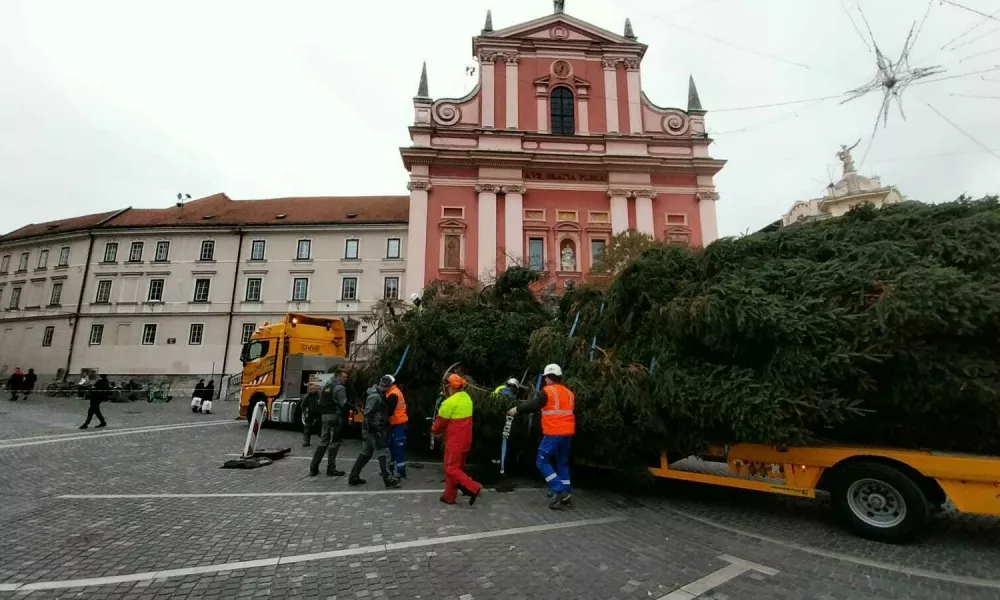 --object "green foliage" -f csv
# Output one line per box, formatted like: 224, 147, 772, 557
355, 197, 1000, 475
